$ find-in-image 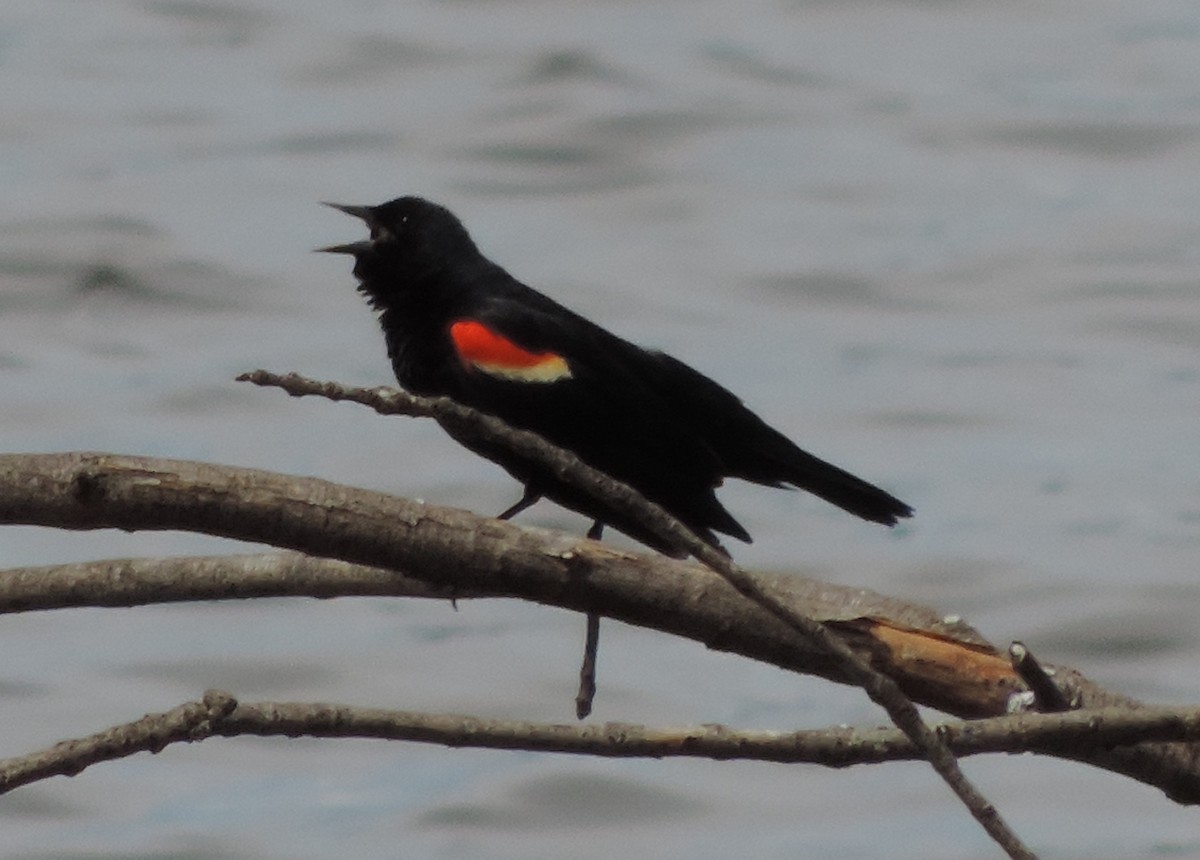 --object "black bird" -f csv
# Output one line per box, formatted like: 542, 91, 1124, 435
323, 195, 912, 719
322, 195, 912, 555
